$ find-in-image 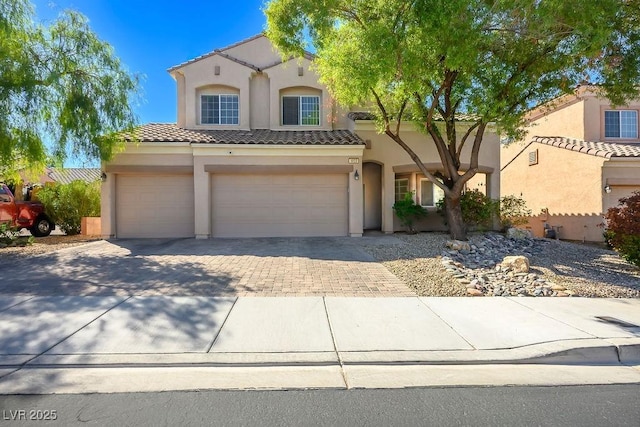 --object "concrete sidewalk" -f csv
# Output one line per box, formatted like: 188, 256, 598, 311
0, 296, 639, 393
